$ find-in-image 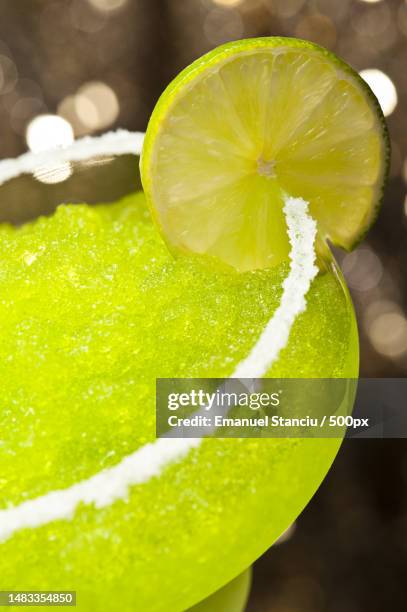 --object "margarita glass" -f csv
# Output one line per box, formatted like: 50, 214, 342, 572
0, 129, 359, 612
